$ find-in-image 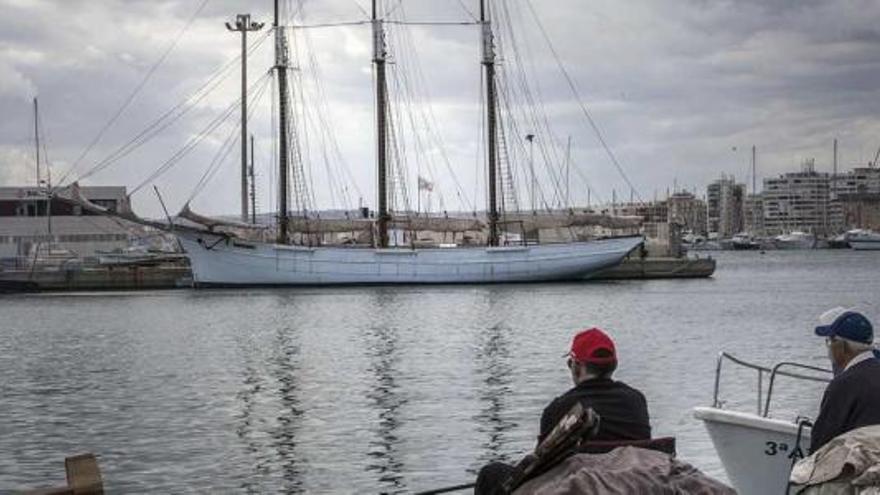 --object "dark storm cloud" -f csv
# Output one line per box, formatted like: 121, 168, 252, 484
1, 0, 879, 216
